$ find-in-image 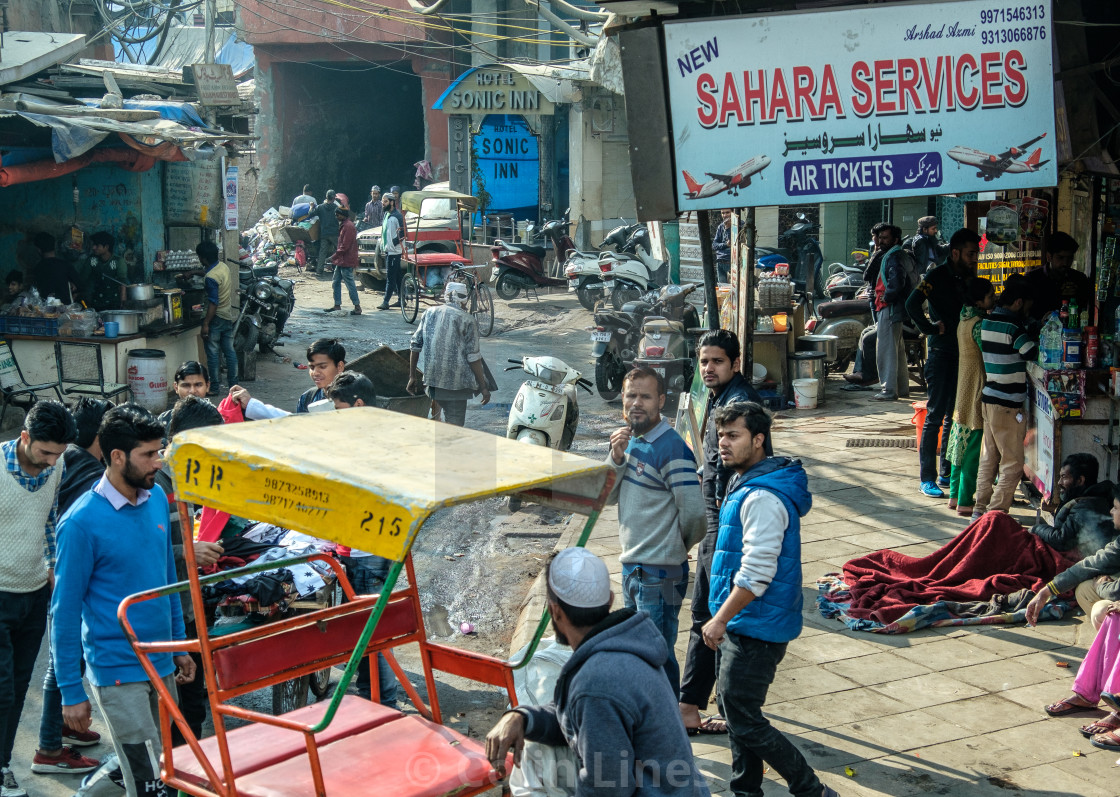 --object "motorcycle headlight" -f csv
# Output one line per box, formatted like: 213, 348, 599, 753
254, 283, 271, 300
514, 393, 524, 412
550, 404, 565, 420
